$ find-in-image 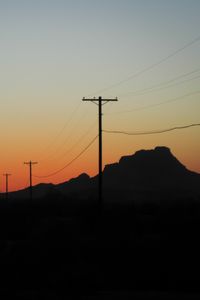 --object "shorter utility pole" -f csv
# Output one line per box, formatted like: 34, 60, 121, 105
3, 173, 11, 200
24, 161, 38, 201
